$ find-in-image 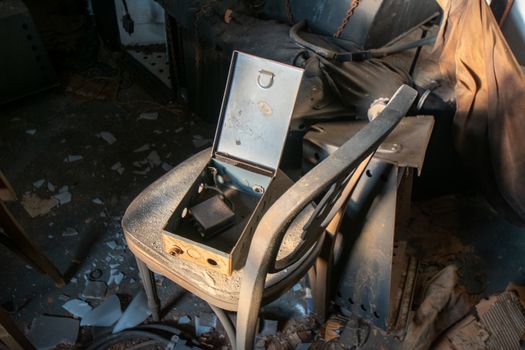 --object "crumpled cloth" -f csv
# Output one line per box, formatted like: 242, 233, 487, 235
434, 0, 525, 224
401, 265, 471, 350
